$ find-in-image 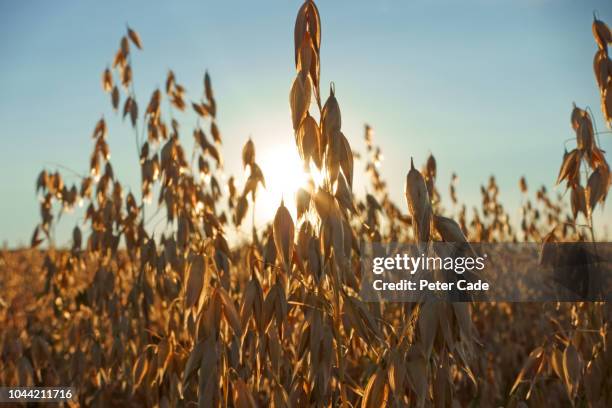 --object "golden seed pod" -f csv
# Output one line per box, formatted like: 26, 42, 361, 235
339, 132, 354, 188
36, 170, 48, 193
250, 163, 265, 189
121, 65, 132, 89
570, 184, 588, 220
539, 228, 558, 266
593, 50, 610, 92
297, 32, 315, 77
165, 70, 175, 94
273, 200, 295, 272
127, 26, 142, 50
556, 149, 582, 187
426, 153, 437, 180
434, 214, 476, 258
341, 215, 354, 259
296, 221, 313, 259
242, 138, 255, 169
585, 145, 606, 171
592, 18, 612, 50
204, 71, 214, 102
320, 205, 344, 264
294, 0, 321, 68
433, 215, 467, 243
321, 85, 341, 150
123, 97, 138, 128
120, 35, 130, 57
425, 175, 435, 202
334, 173, 354, 214
576, 114, 594, 152
241, 157, 265, 198
296, 188, 311, 219
234, 195, 248, 227
326, 130, 342, 185
570, 103, 586, 130
227, 176, 237, 204
519, 176, 528, 193
130, 100, 138, 127
587, 165, 610, 211
605, 83, 612, 124
102, 68, 113, 93
313, 188, 335, 221
92, 117, 107, 139
405, 157, 432, 245
294, 2, 308, 67
290, 71, 312, 131
111, 86, 120, 110
297, 114, 321, 168
211, 121, 222, 144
